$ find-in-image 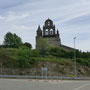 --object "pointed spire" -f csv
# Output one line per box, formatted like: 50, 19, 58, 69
48, 18, 50, 20
37, 25, 42, 36
37, 25, 41, 31
57, 29, 59, 34
38, 25, 41, 29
